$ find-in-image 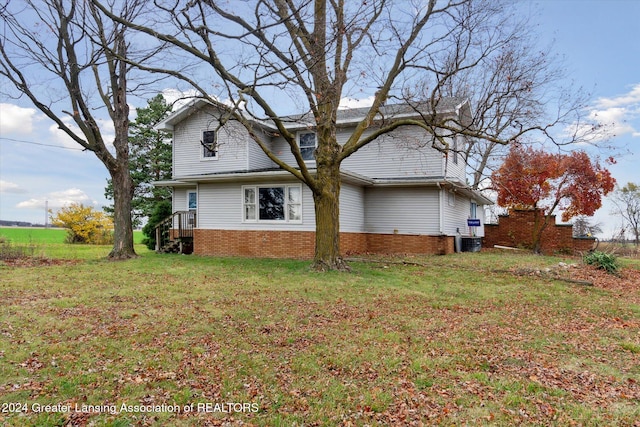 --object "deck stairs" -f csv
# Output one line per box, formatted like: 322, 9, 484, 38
154, 211, 196, 254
